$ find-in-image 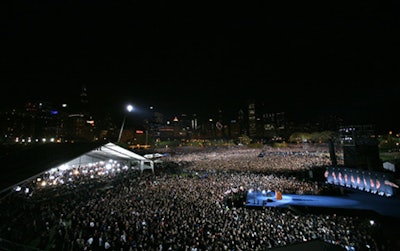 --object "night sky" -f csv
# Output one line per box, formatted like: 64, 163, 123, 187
2, 1, 400, 132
